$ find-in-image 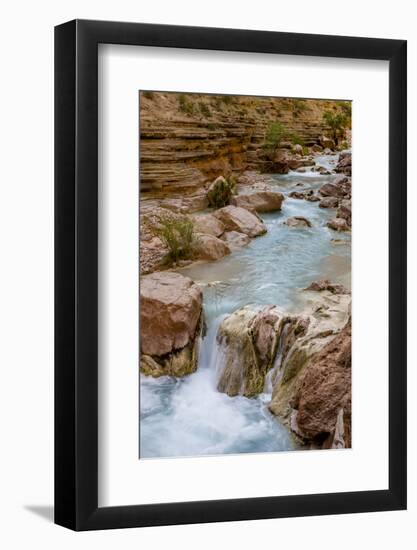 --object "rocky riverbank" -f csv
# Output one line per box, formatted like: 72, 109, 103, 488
140, 149, 352, 452
139, 92, 351, 456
